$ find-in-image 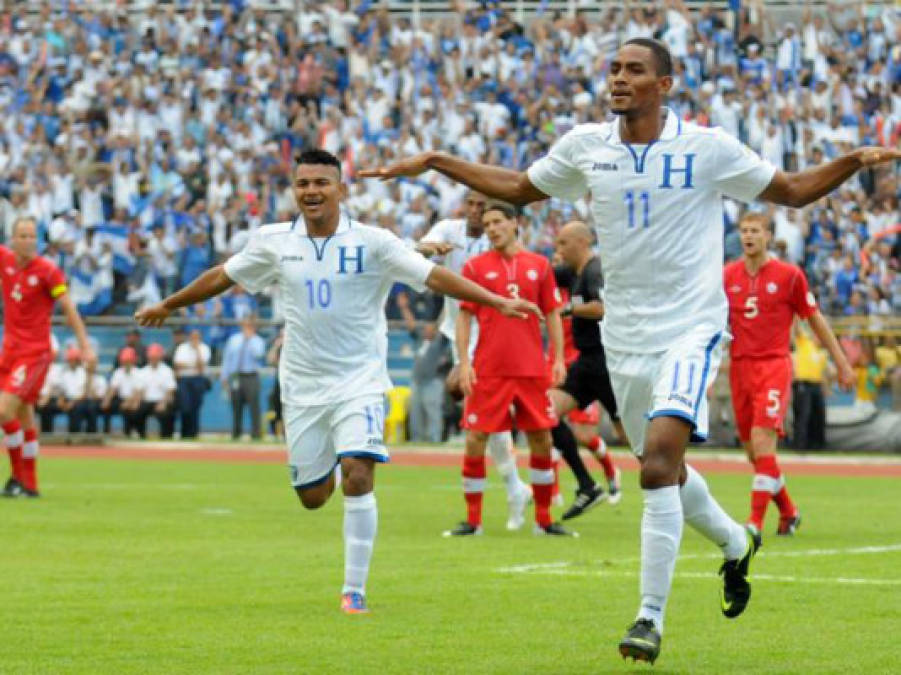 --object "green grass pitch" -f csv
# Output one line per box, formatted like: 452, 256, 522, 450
2, 456, 900, 674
